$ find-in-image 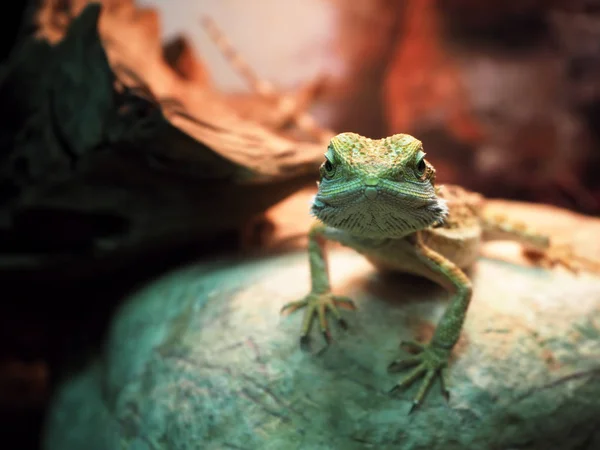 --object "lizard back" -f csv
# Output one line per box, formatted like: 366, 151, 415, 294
420, 184, 484, 269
